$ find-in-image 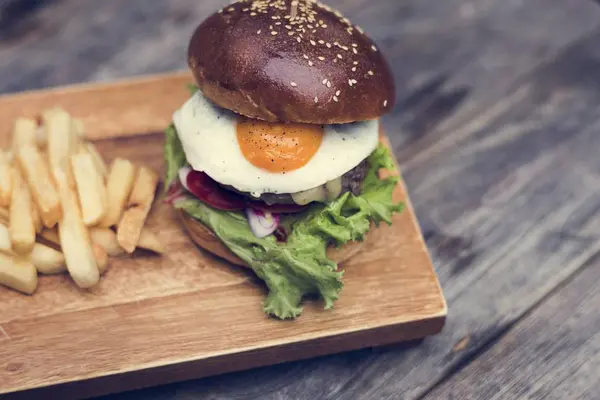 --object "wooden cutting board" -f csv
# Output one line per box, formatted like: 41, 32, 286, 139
0, 71, 446, 399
